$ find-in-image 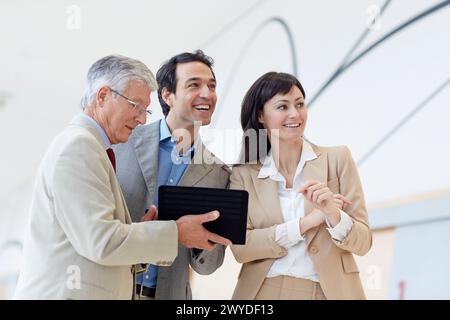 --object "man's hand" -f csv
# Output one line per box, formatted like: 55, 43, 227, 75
141, 205, 158, 222
176, 210, 232, 251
